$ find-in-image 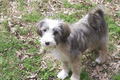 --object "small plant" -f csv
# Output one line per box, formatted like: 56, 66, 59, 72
80, 69, 91, 80
22, 11, 43, 22
63, 0, 74, 8
107, 0, 112, 2
18, 0, 25, 10
114, 73, 120, 80
109, 44, 115, 51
